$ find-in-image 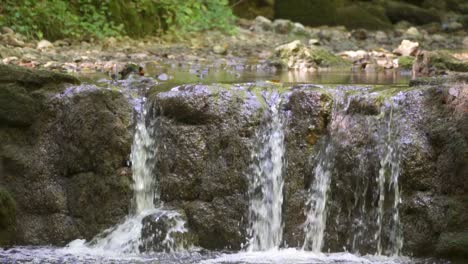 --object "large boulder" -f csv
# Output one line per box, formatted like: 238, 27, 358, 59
0, 65, 134, 245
